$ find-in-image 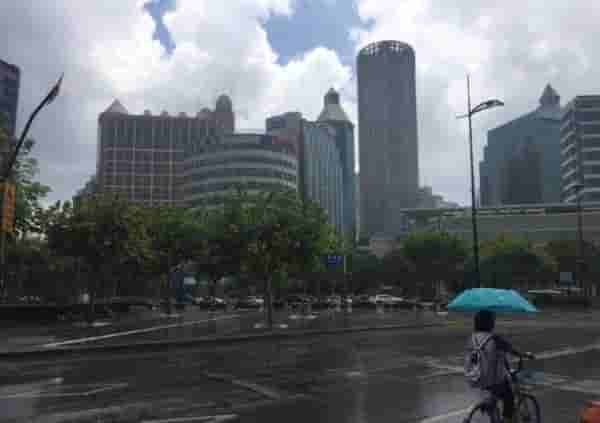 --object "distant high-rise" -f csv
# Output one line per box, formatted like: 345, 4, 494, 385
480, 84, 562, 206
317, 88, 356, 239
267, 107, 347, 236
96, 95, 234, 207
357, 40, 419, 238
561, 95, 600, 203
0, 59, 20, 137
